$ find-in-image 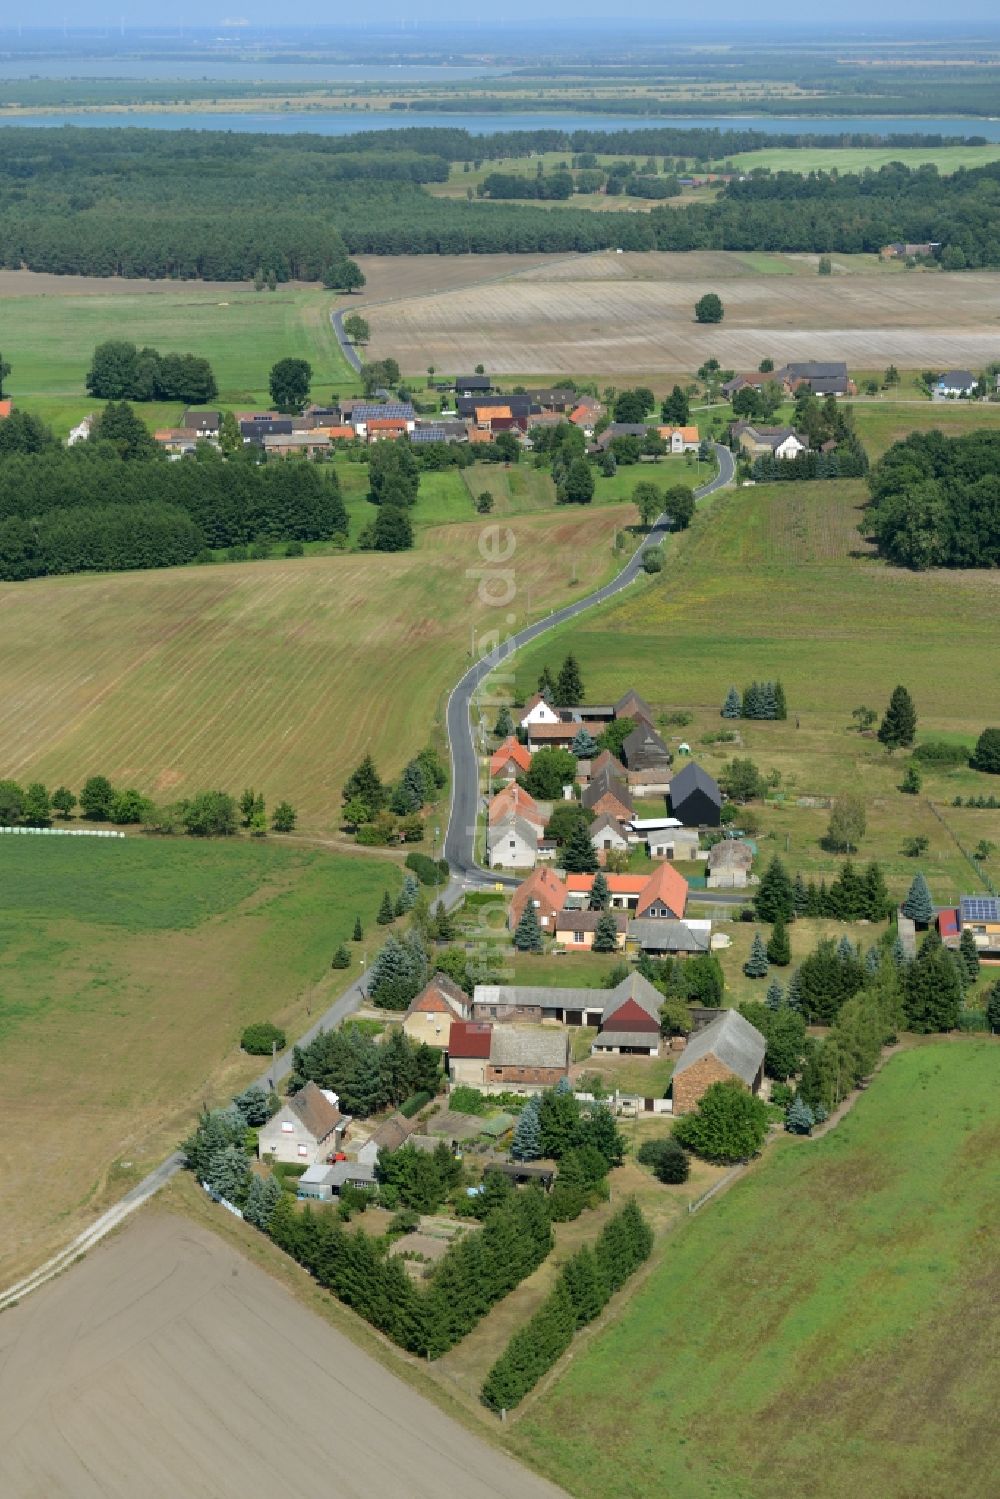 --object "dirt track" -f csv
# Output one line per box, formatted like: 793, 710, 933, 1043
0, 1212, 565, 1499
